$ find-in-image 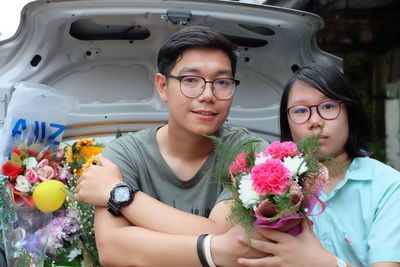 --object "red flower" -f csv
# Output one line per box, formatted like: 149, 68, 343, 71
23, 149, 39, 157
2, 162, 24, 181
263, 141, 300, 160
9, 184, 35, 206
40, 150, 52, 160
229, 152, 249, 175
11, 148, 21, 155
